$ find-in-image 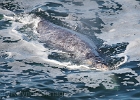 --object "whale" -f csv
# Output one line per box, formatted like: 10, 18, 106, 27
37, 20, 109, 70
